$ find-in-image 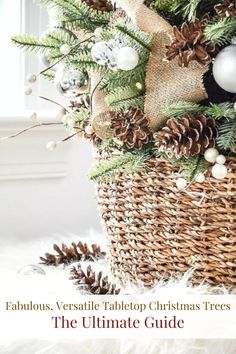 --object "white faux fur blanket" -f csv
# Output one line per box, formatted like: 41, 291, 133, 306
0, 233, 235, 354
